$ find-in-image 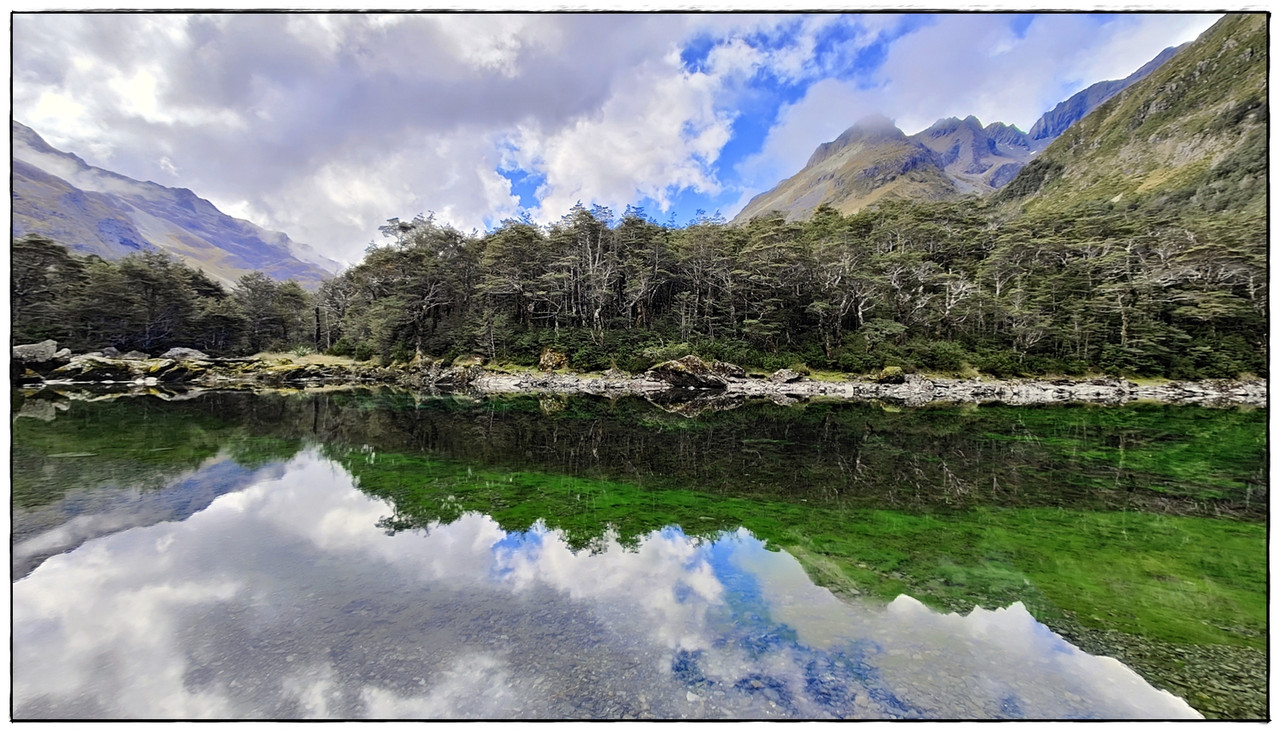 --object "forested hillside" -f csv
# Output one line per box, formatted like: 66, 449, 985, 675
12, 235, 314, 356
16, 190, 1263, 380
